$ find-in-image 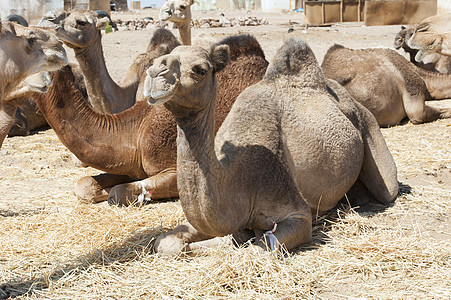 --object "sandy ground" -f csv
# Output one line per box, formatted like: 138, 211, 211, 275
0, 9, 450, 299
